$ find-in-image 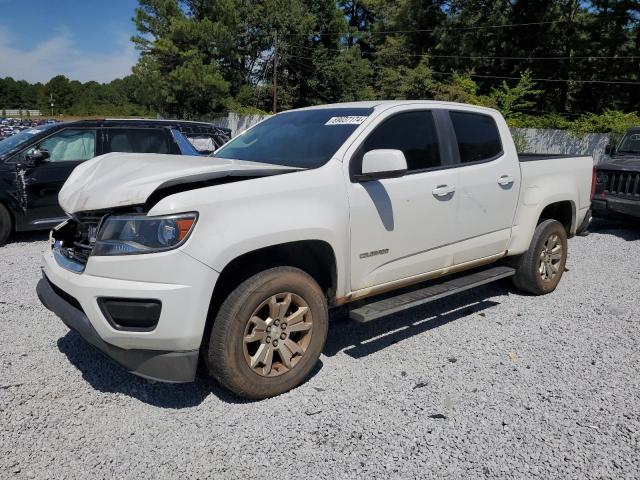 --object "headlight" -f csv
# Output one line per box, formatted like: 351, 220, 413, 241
92, 213, 197, 256
596, 172, 608, 184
